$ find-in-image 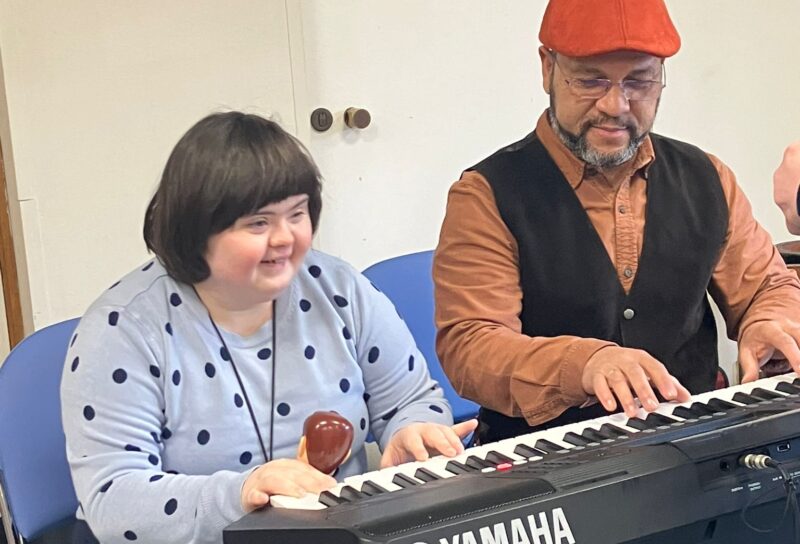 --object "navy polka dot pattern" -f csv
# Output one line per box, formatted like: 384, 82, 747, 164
70, 333, 78, 347
109, 280, 121, 289
61, 252, 454, 540
368, 347, 380, 363
113, 369, 128, 384
141, 261, 154, 271
257, 348, 271, 360
164, 498, 178, 515
108, 311, 119, 326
